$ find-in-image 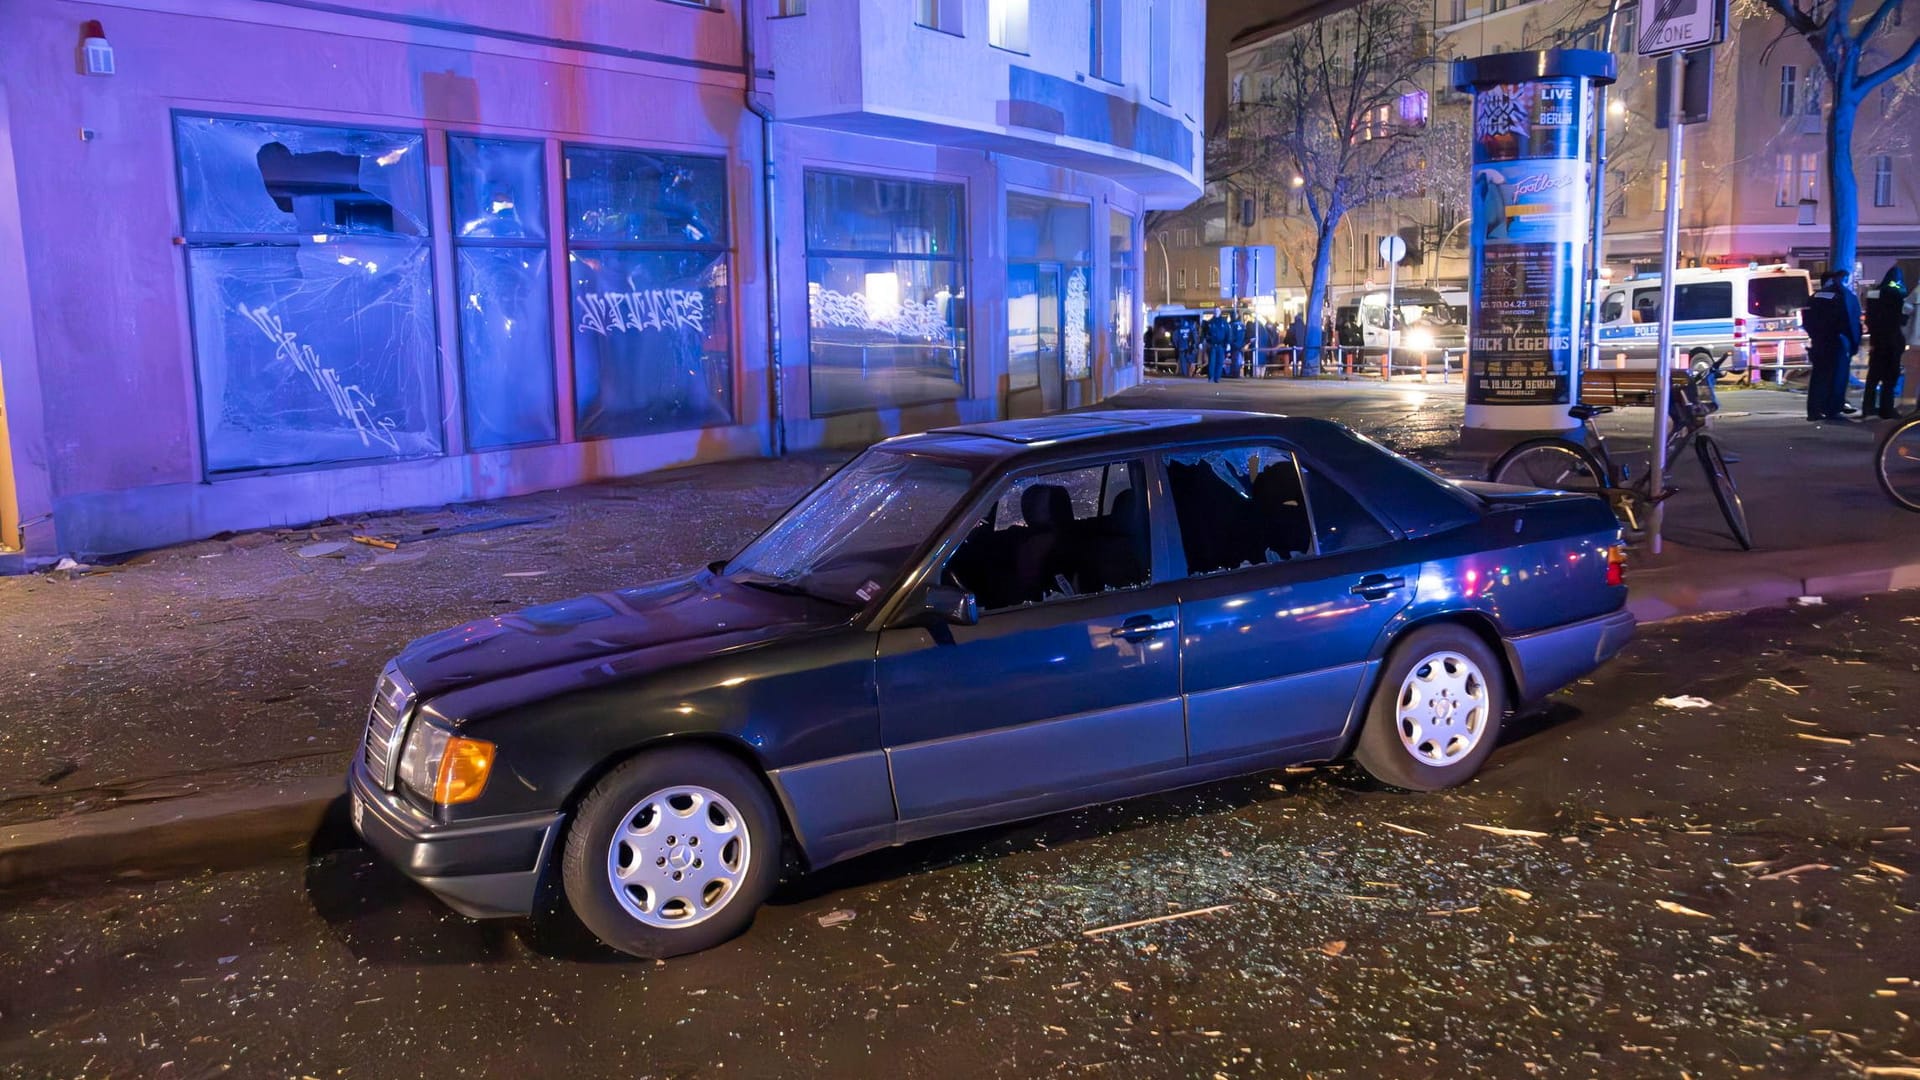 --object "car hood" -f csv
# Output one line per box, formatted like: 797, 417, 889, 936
392, 570, 847, 700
